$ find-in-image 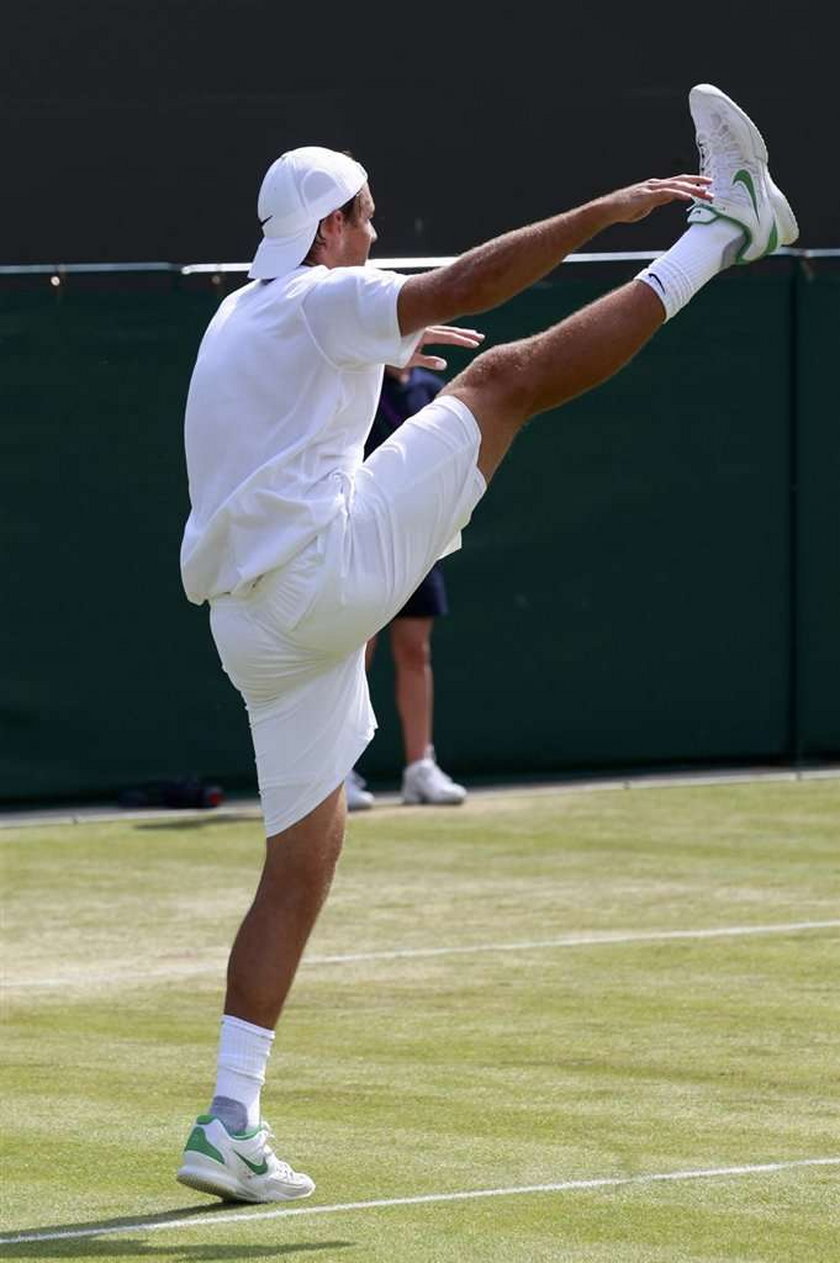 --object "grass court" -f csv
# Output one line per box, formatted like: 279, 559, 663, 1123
2, 776, 838, 1261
